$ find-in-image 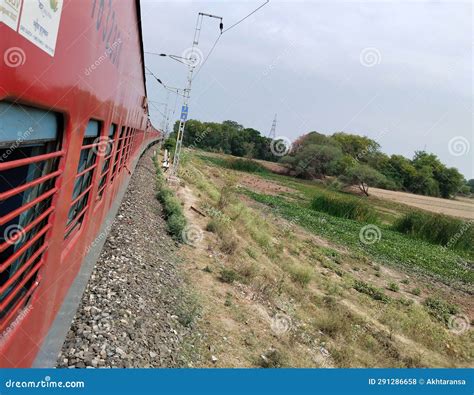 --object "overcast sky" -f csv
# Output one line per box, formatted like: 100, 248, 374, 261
141, 0, 472, 178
